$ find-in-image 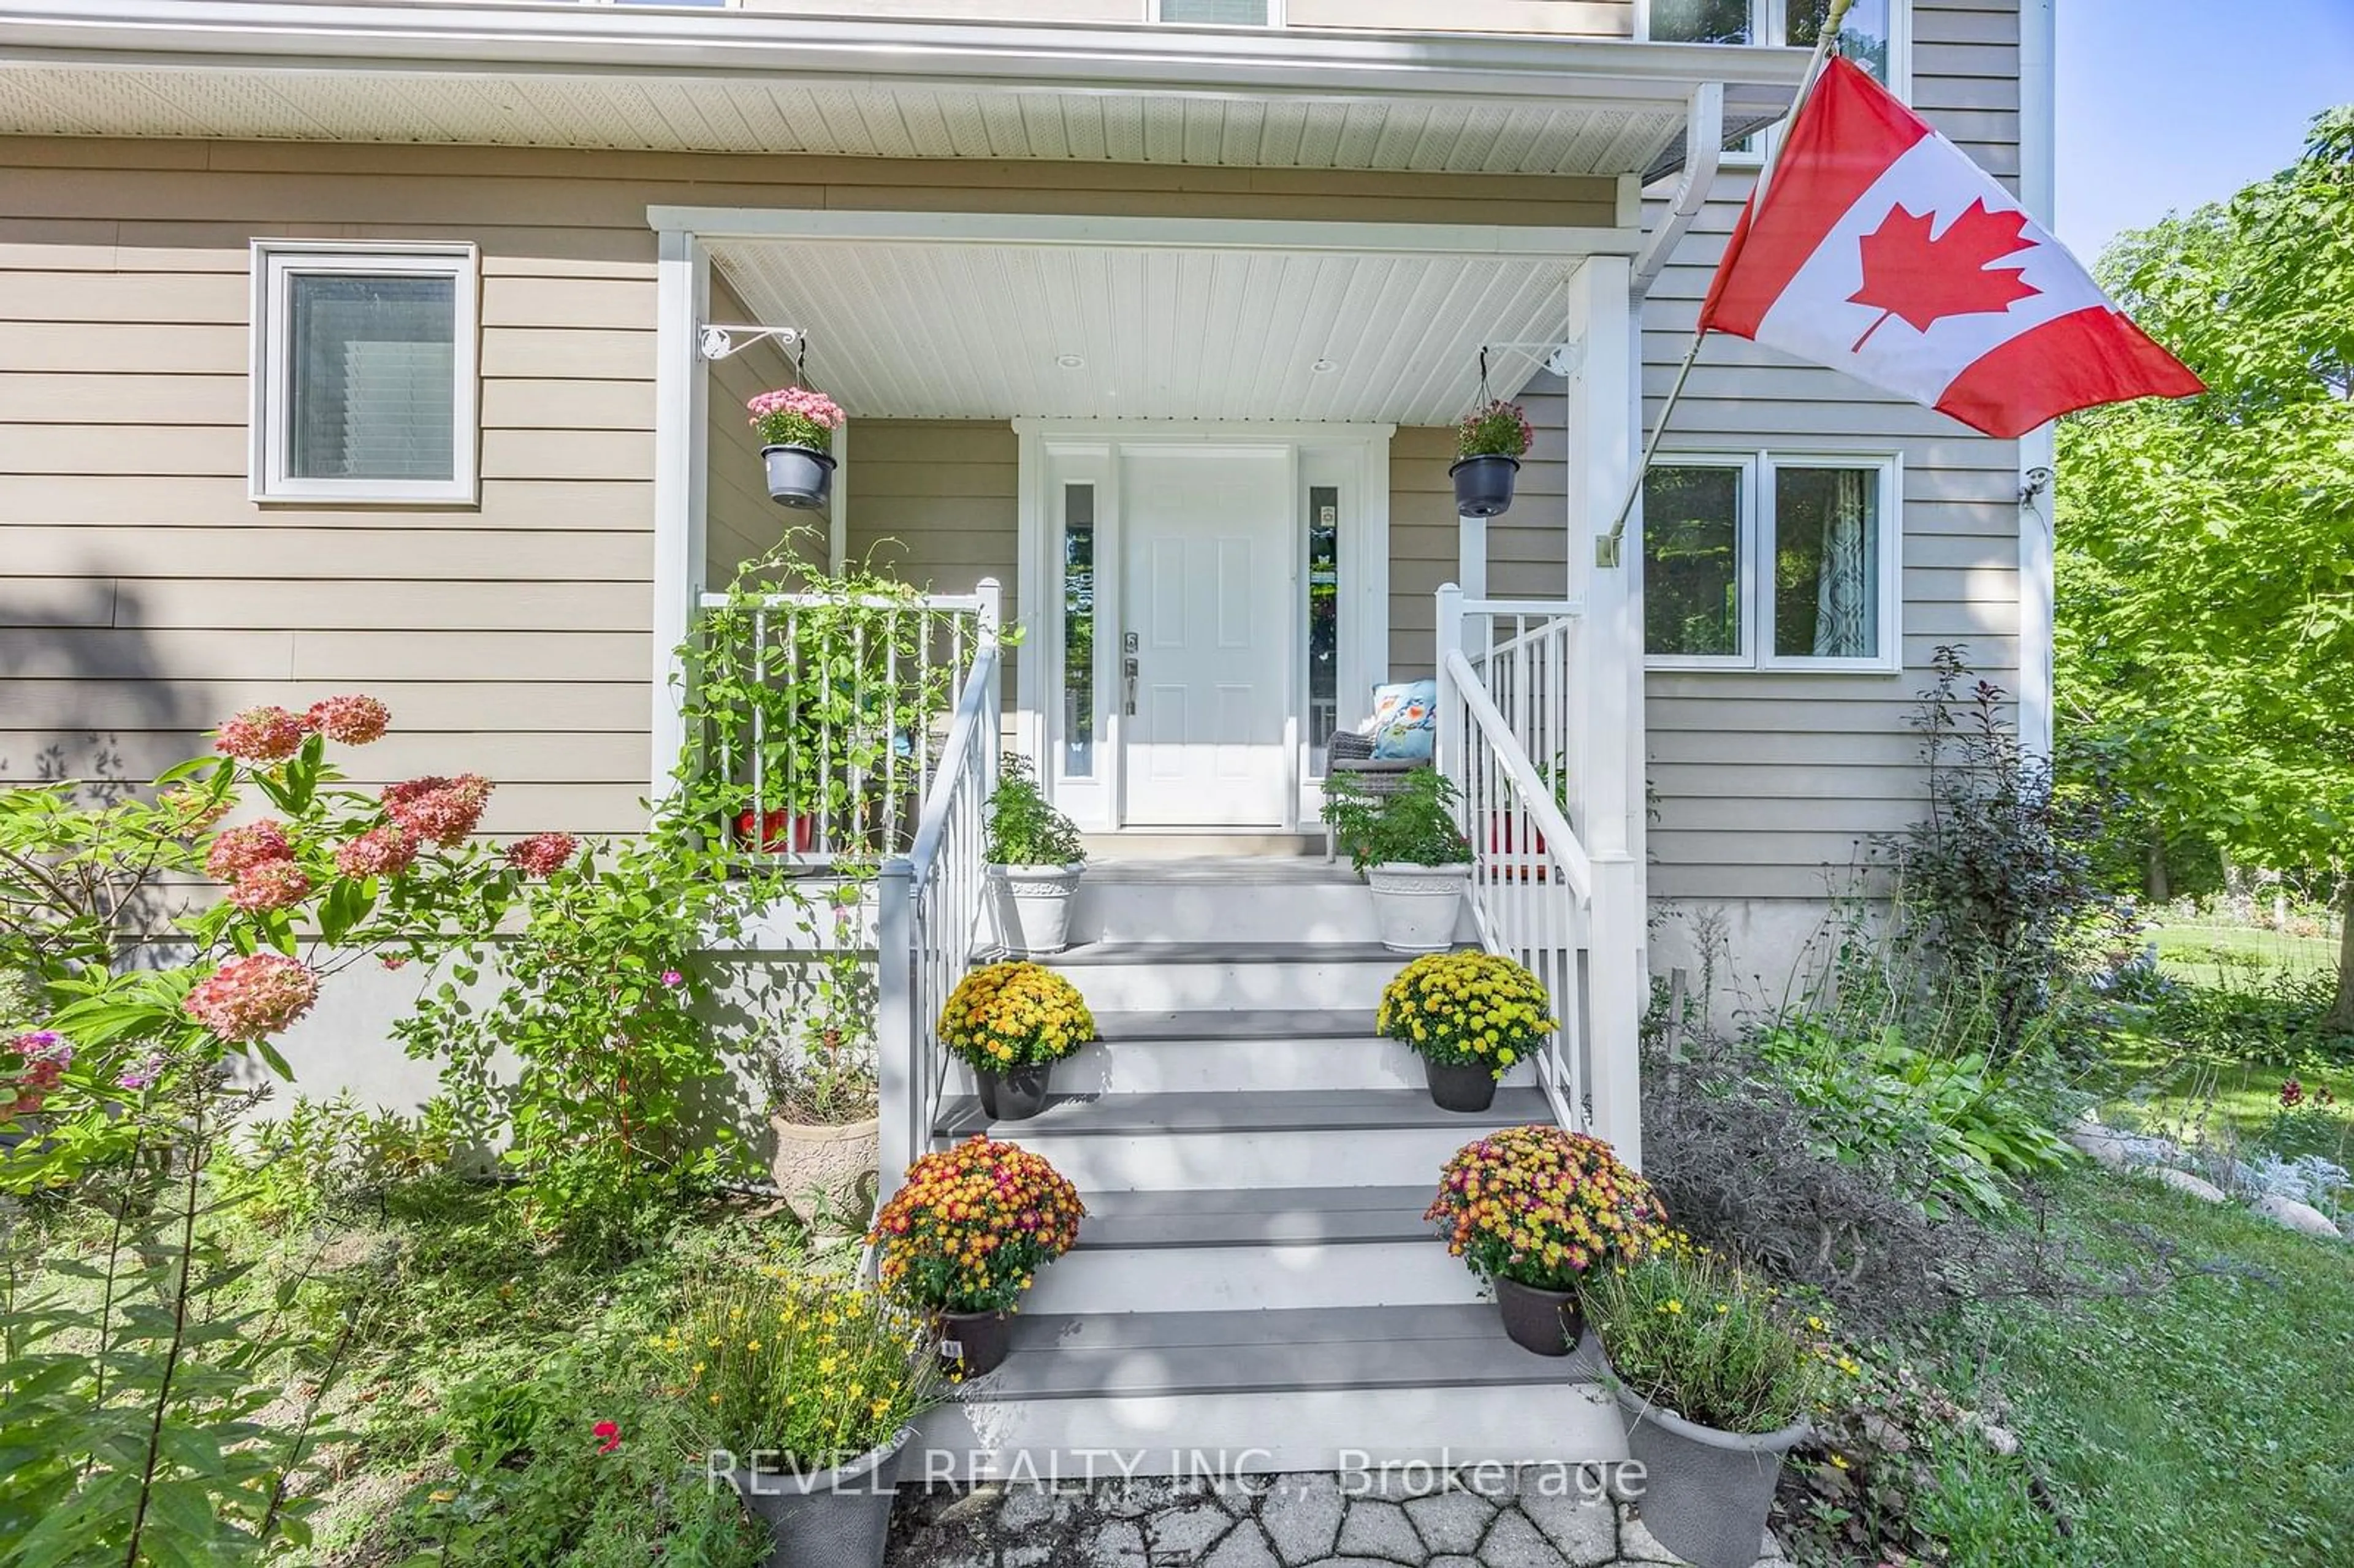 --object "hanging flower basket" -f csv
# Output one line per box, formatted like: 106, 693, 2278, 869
1452, 397, 1533, 519
748, 387, 845, 511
